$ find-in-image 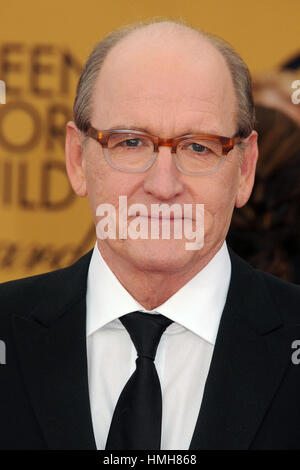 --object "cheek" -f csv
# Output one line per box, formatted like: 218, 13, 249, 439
219, 175, 239, 207
84, 159, 107, 211
194, 168, 239, 220
84, 153, 142, 215
83, 152, 120, 220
